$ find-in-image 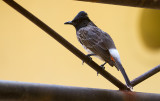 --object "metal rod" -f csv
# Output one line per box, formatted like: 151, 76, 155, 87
3, 0, 129, 90
77, 0, 160, 9
131, 65, 160, 87
0, 80, 160, 101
